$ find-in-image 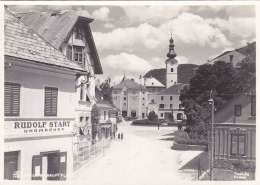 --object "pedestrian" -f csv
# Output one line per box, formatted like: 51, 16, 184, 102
158, 123, 160, 130
118, 133, 120, 140
121, 133, 124, 140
